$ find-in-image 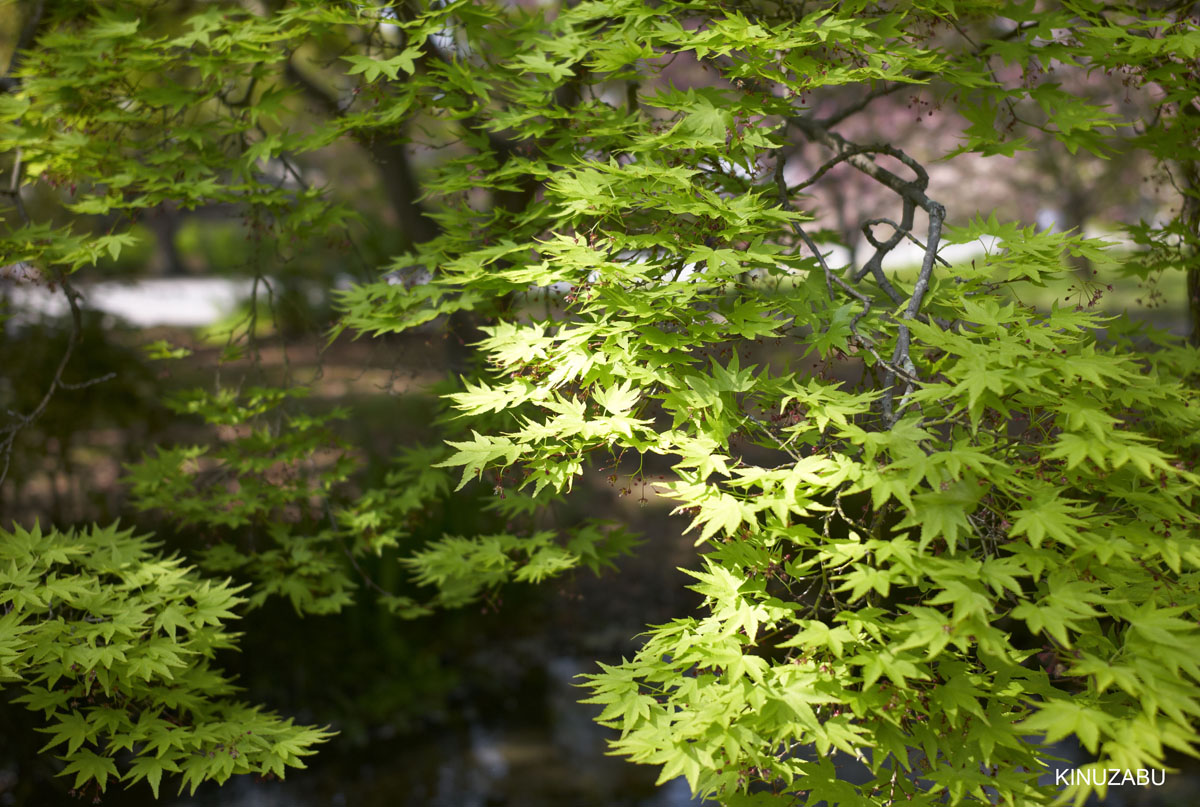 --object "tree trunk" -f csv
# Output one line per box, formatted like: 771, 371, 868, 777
1184, 160, 1200, 347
